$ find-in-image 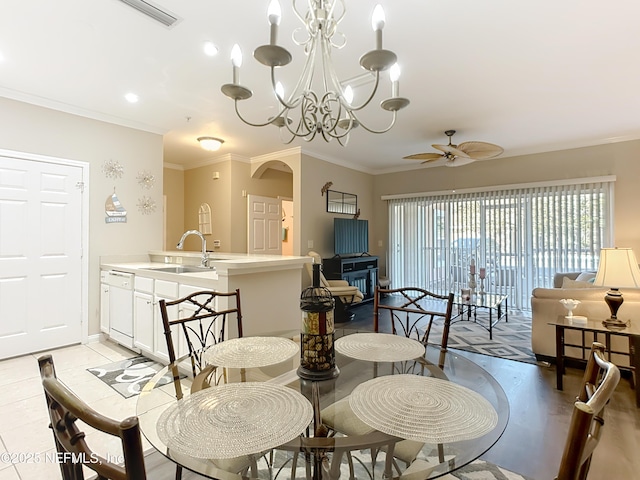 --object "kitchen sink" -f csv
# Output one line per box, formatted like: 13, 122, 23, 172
142, 266, 214, 274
